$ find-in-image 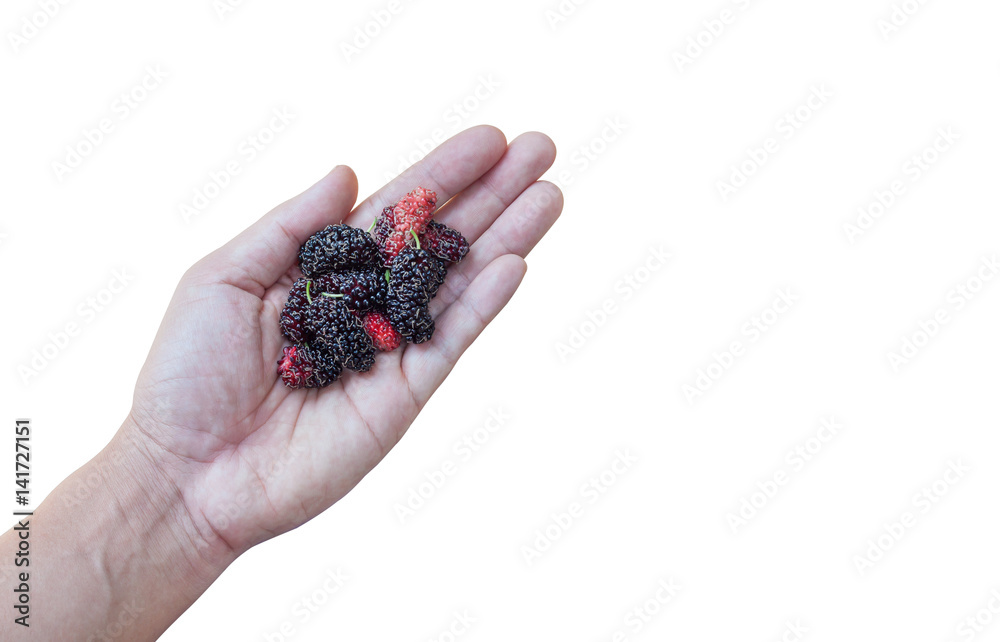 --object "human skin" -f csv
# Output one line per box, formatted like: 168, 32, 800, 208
0, 126, 562, 640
